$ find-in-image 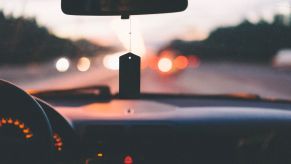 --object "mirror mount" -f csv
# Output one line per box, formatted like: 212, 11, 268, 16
121, 14, 130, 20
